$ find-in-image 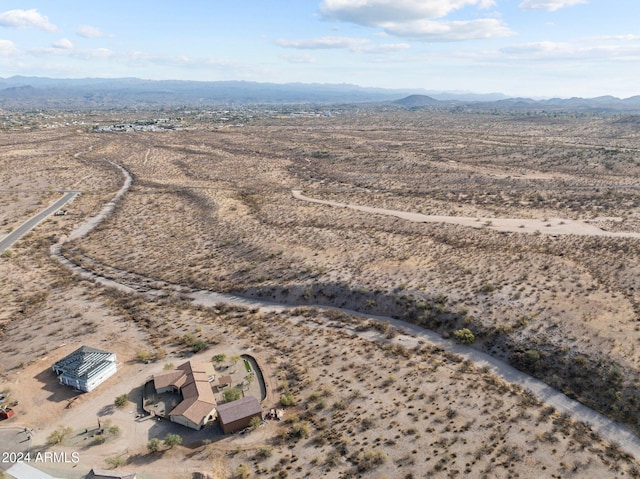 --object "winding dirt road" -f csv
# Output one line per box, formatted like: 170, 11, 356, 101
292, 189, 640, 238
